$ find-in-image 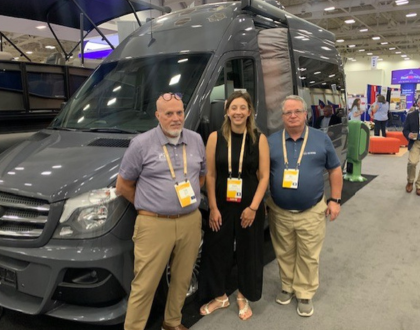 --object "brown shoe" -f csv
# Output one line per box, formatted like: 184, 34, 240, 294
406, 182, 413, 193
416, 189, 420, 196
161, 323, 188, 330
